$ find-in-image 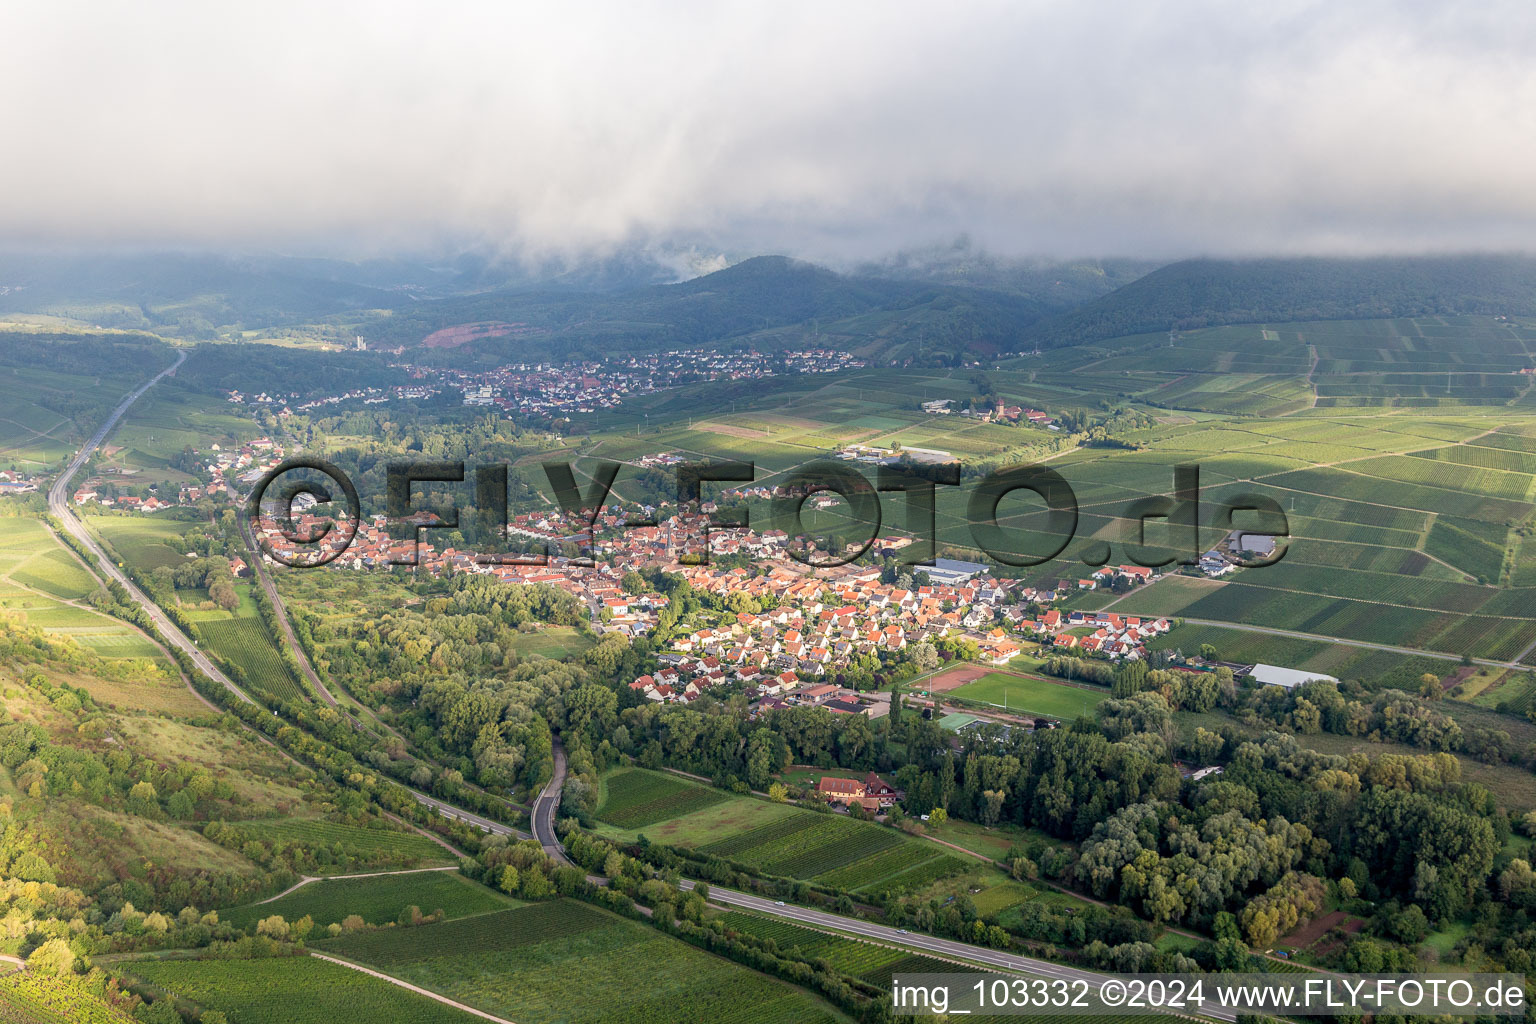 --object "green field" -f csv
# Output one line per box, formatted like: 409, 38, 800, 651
229, 817, 453, 868
0, 361, 147, 471
0, 519, 170, 663
698, 807, 964, 896
507, 625, 596, 660
198, 615, 307, 703
318, 899, 846, 1024
945, 671, 1108, 719
220, 870, 514, 931
85, 514, 195, 574
124, 955, 481, 1024
10, 547, 98, 600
